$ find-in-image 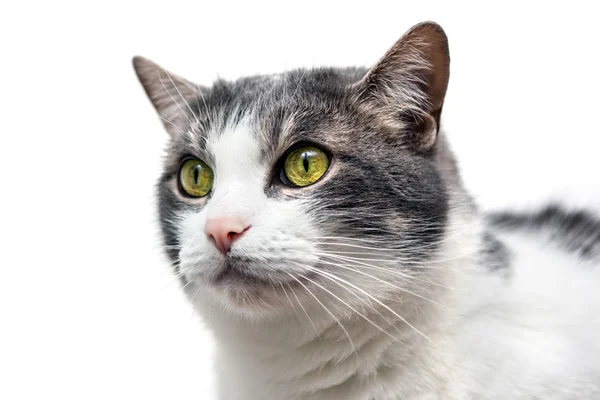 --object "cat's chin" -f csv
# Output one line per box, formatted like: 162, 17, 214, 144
181, 256, 318, 314
200, 262, 315, 314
